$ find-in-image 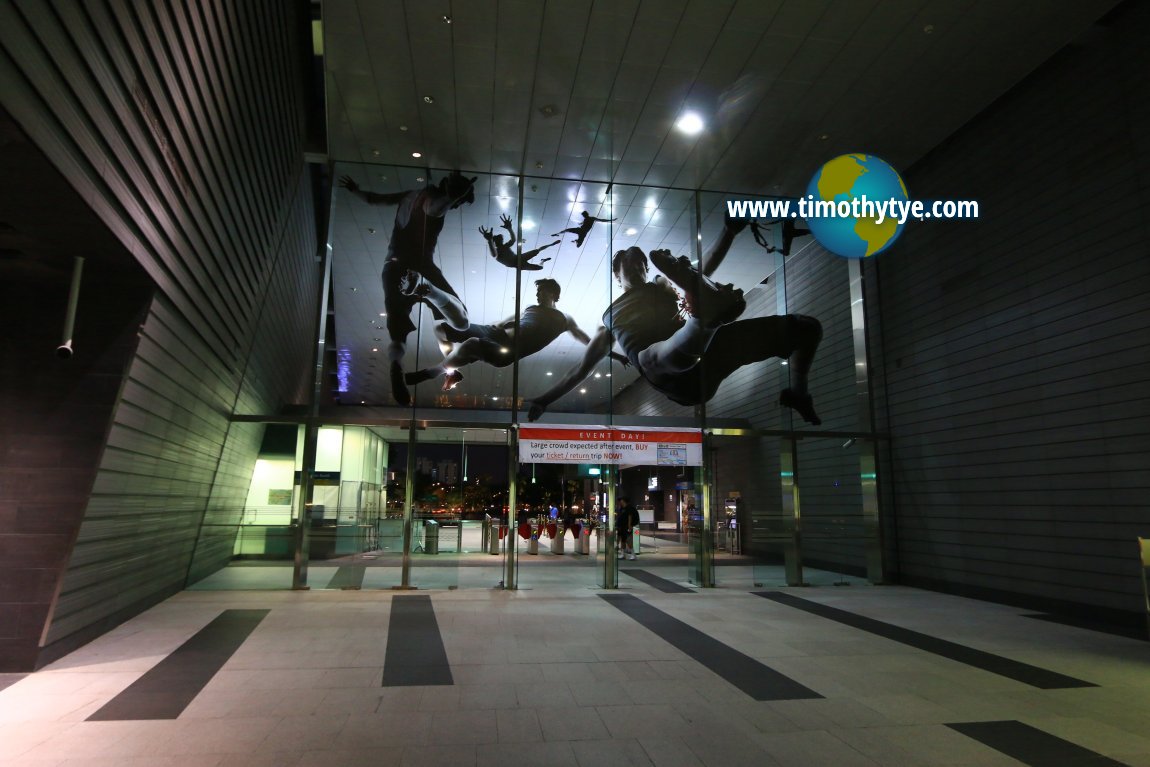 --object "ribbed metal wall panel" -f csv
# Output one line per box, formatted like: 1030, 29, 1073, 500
874, 3, 1150, 615
0, 1, 319, 647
